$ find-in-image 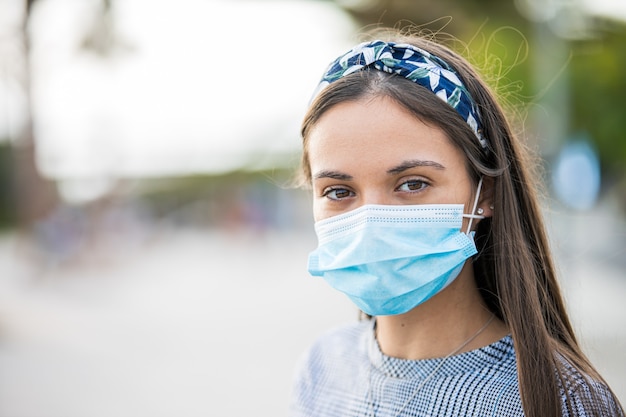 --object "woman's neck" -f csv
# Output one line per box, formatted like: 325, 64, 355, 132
374, 265, 509, 360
